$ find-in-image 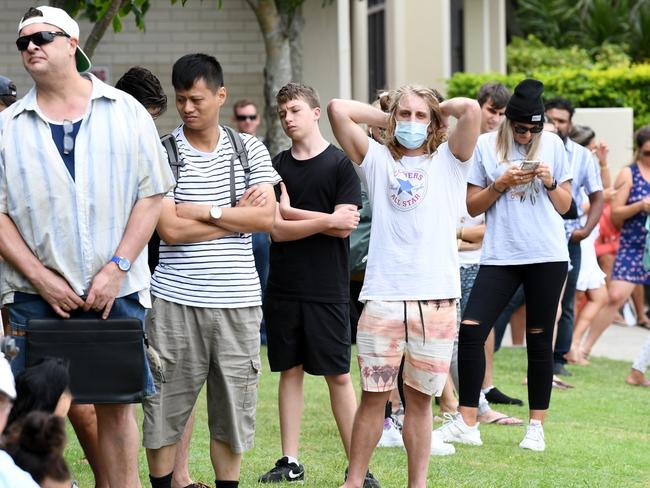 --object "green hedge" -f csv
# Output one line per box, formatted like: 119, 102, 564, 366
446, 64, 650, 129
